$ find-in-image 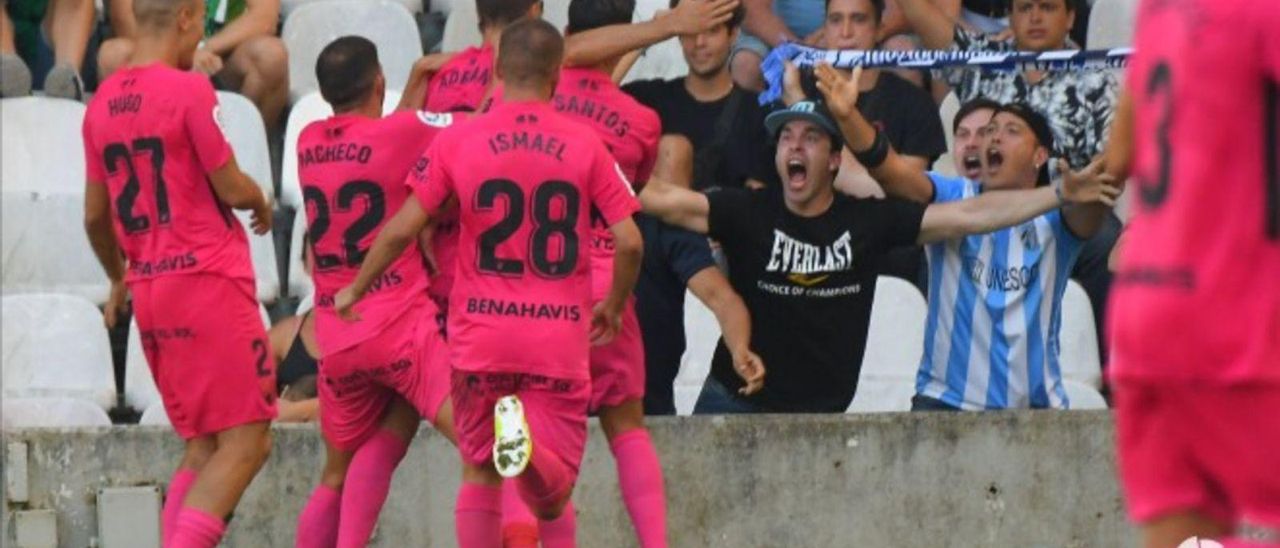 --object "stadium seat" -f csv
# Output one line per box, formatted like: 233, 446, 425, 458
677, 289, 719, 387
236, 209, 282, 303
1086, 0, 1137, 49
935, 92, 960, 177
1, 97, 110, 303
1059, 280, 1102, 388
280, 89, 404, 211
123, 304, 273, 412
295, 292, 315, 316
282, 0, 422, 102
847, 378, 915, 413
1062, 379, 1108, 410
673, 383, 700, 416
441, 0, 569, 52
2, 397, 113, 429
282, 0, 423, 18
287, 210, 313, 299
861, 276, 927, 380
1, 294, 117, 410
618, 0, 689, 85
139, 401, 171, 426
216, 91, 275, 200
